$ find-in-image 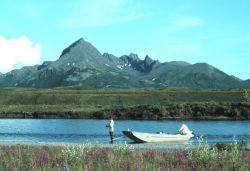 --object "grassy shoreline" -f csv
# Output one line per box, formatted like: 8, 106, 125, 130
0, 103, 249, 119
0, 87, 249, 119
0, 139, 249, 170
